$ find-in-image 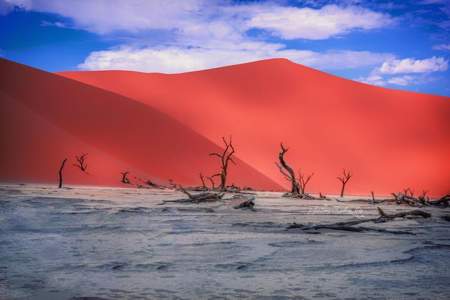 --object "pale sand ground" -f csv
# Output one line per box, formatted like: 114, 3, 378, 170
1, 184, 450, 300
